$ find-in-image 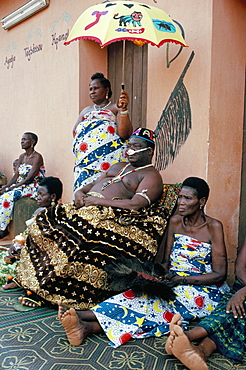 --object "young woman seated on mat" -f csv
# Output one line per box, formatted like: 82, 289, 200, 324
1, 176, 63, 309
